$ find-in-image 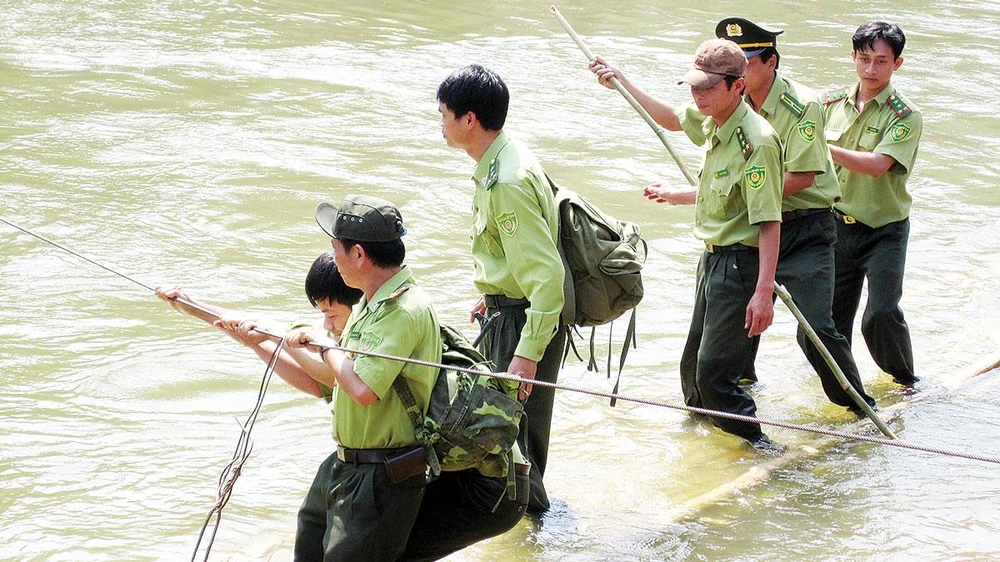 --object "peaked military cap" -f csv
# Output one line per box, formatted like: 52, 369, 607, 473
716, 17, 783, 57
